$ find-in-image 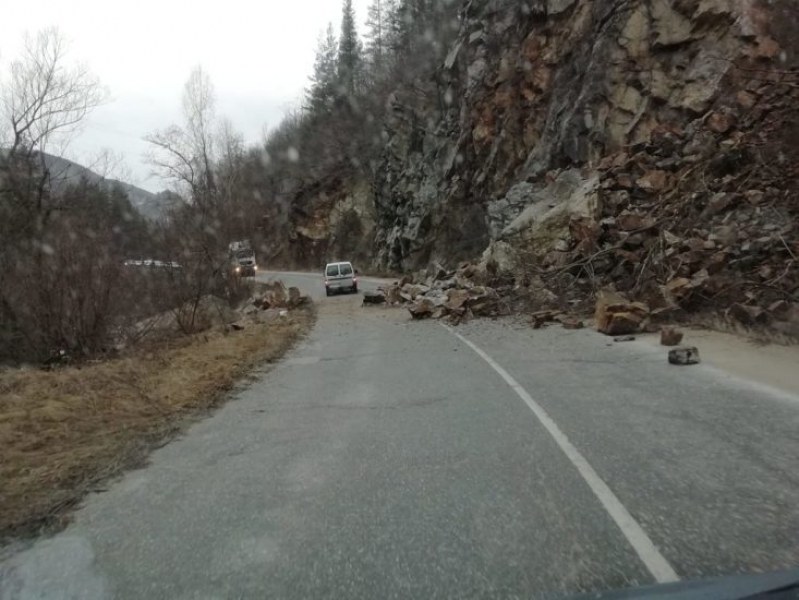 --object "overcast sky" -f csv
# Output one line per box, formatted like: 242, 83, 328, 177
0, 0, 371, 191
